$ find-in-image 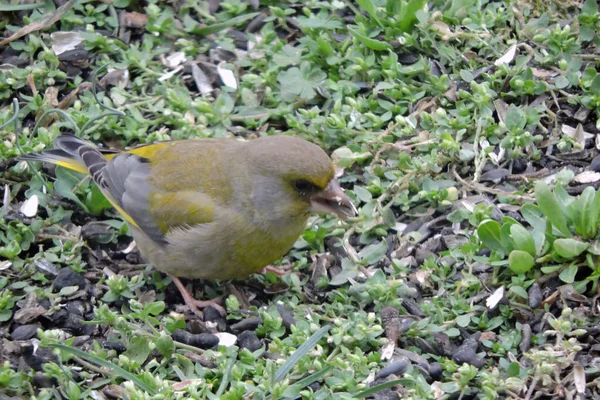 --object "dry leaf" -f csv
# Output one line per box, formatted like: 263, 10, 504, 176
50, 31, 83, 56
0, 0, 77, 46
574, 365, 586, 394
